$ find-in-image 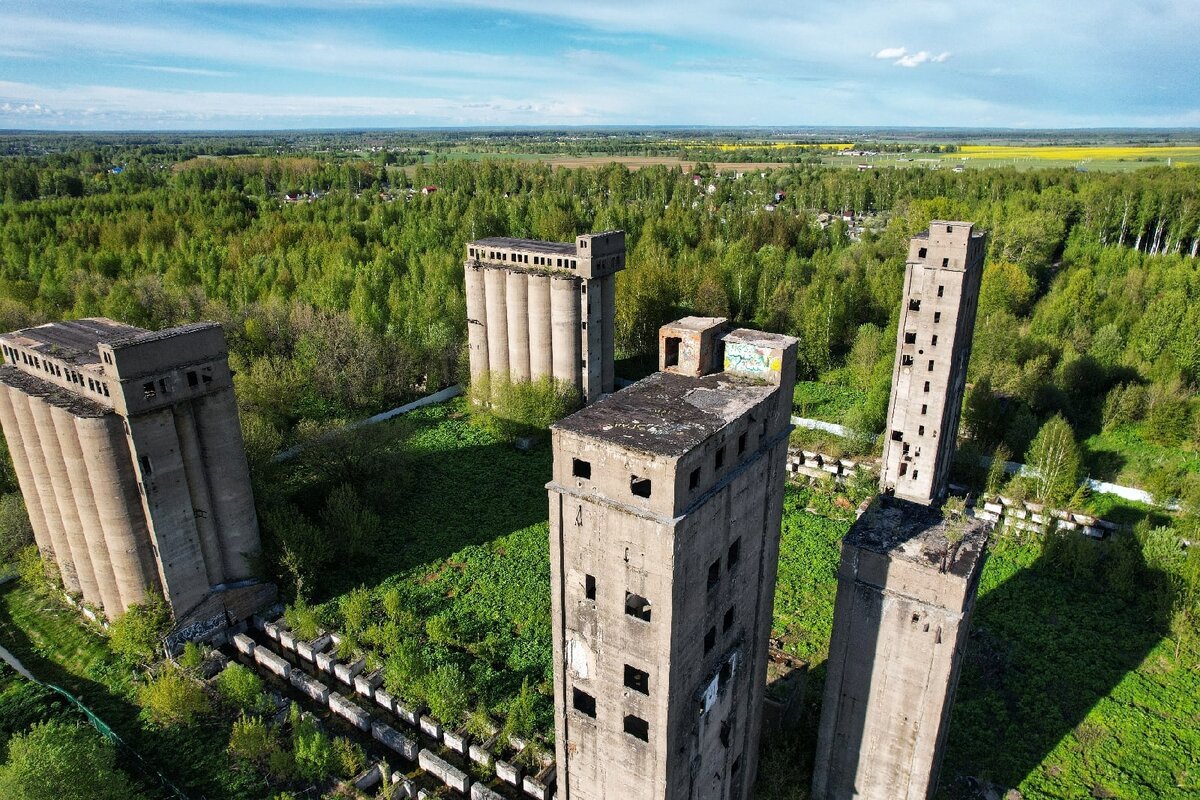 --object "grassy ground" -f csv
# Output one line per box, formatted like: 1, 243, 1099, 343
792, 381, 865, 424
